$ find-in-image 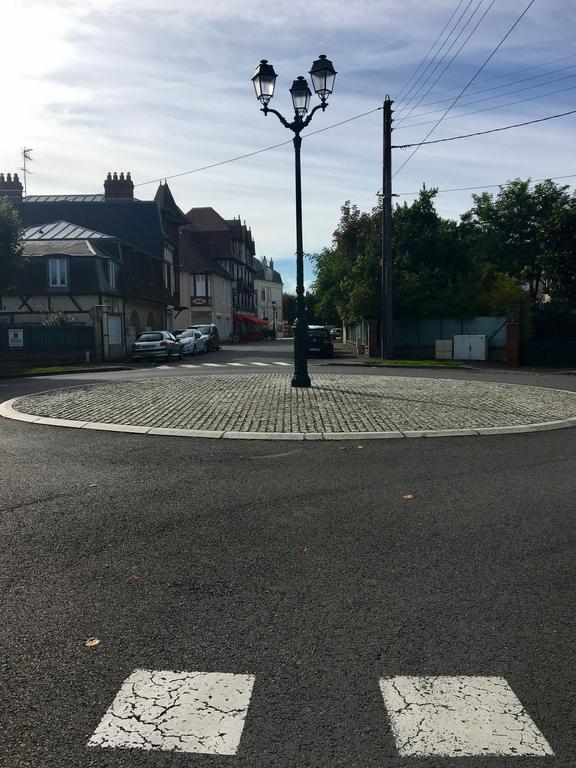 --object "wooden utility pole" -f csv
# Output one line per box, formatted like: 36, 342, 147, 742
380, 96, 394, 359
